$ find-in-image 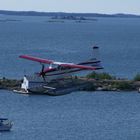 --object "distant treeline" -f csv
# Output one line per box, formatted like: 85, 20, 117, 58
0, 10, 140, 18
